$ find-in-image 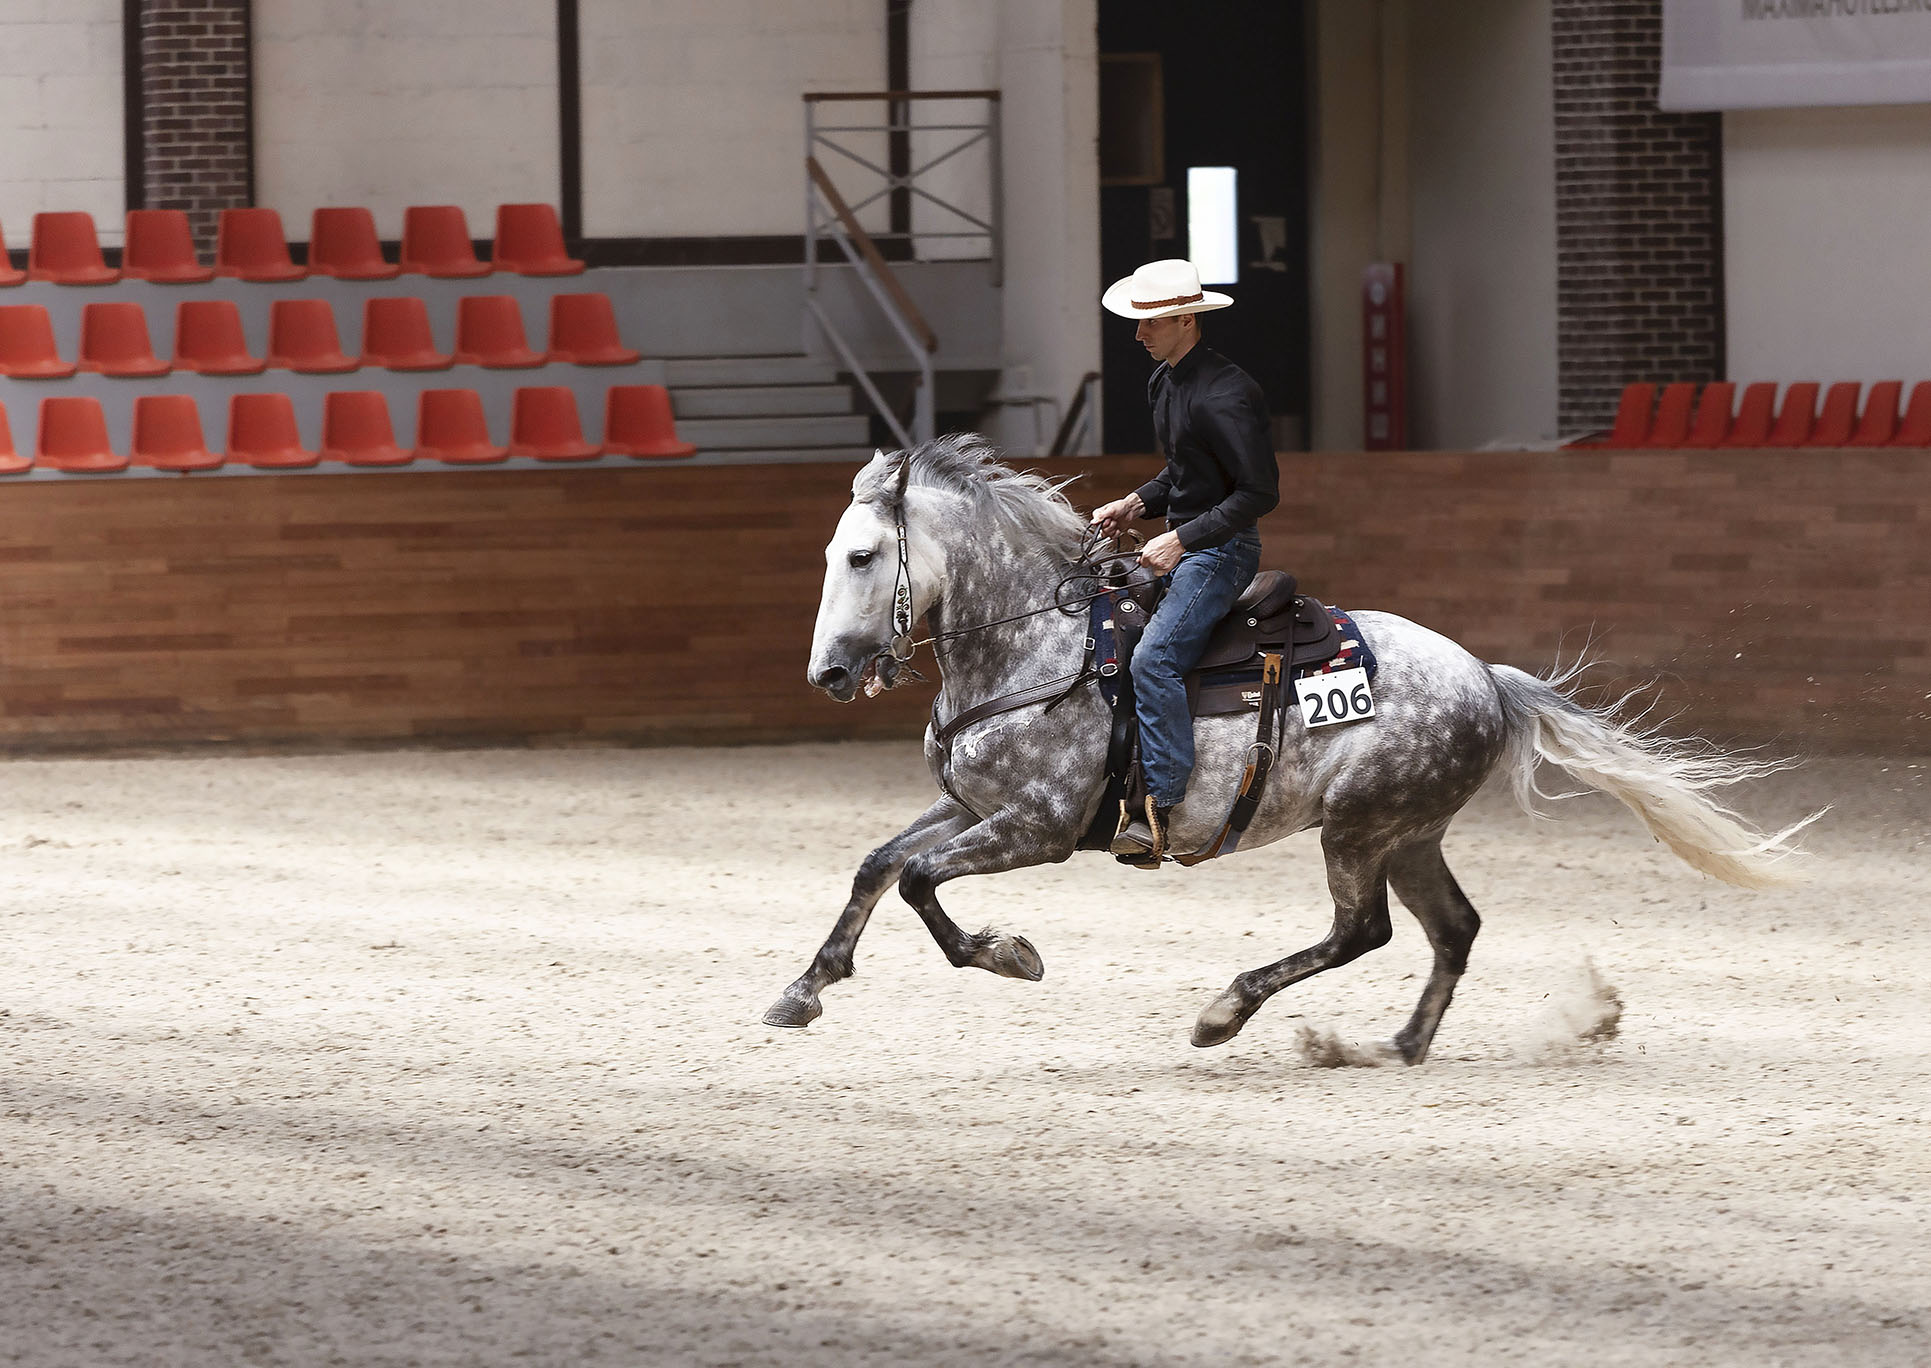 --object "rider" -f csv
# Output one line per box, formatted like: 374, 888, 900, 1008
1090, 258, 1280, 861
